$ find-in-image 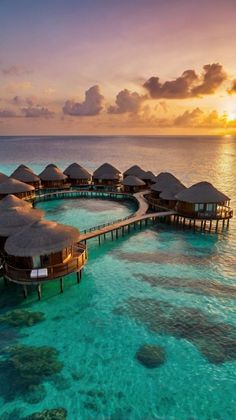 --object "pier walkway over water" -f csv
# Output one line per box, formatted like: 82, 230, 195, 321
35, 189, 175, 244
